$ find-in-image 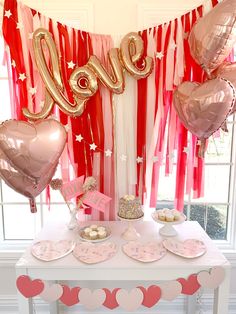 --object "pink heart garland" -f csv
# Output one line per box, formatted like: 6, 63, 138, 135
177, 274, 201, 295
39, 283, 63, 302
116, 288, 144, 311
59, 286, 80, 306
79, 288, 106, 310
103, 288, 120, 309
138, 285, 161, 308
159, 281, 182, 301
16, 275, 44, 298
173, 78, 235, 139
197, 267, 225, 289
